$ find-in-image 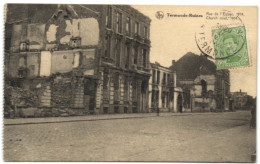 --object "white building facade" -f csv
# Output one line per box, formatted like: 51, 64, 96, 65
148, 62, 177, 112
